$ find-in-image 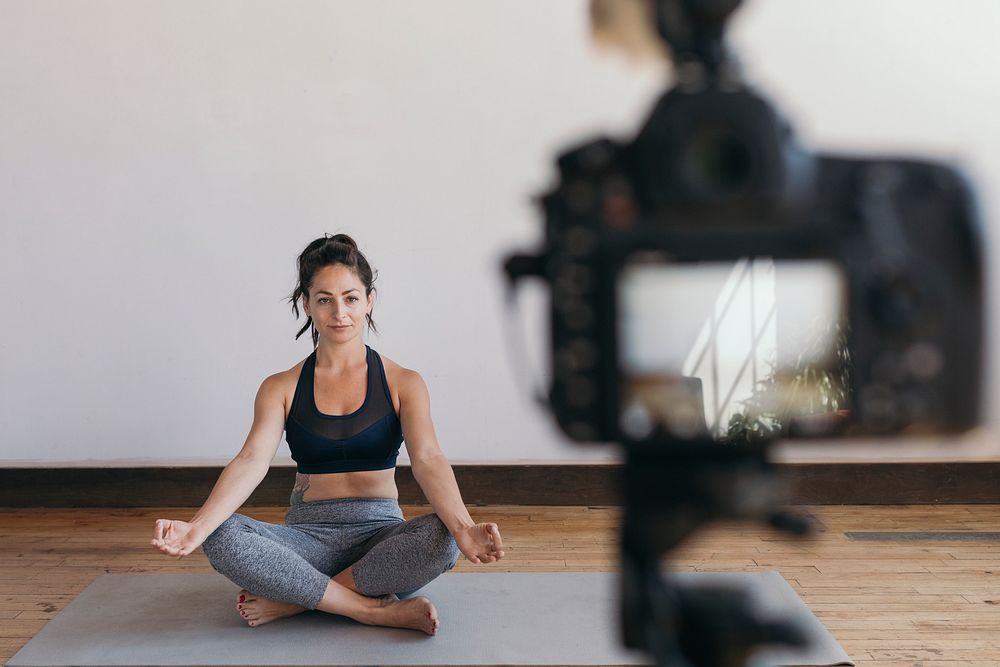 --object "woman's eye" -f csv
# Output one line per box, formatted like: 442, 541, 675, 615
348, 297, 358, 303
319, 298, 329, 304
